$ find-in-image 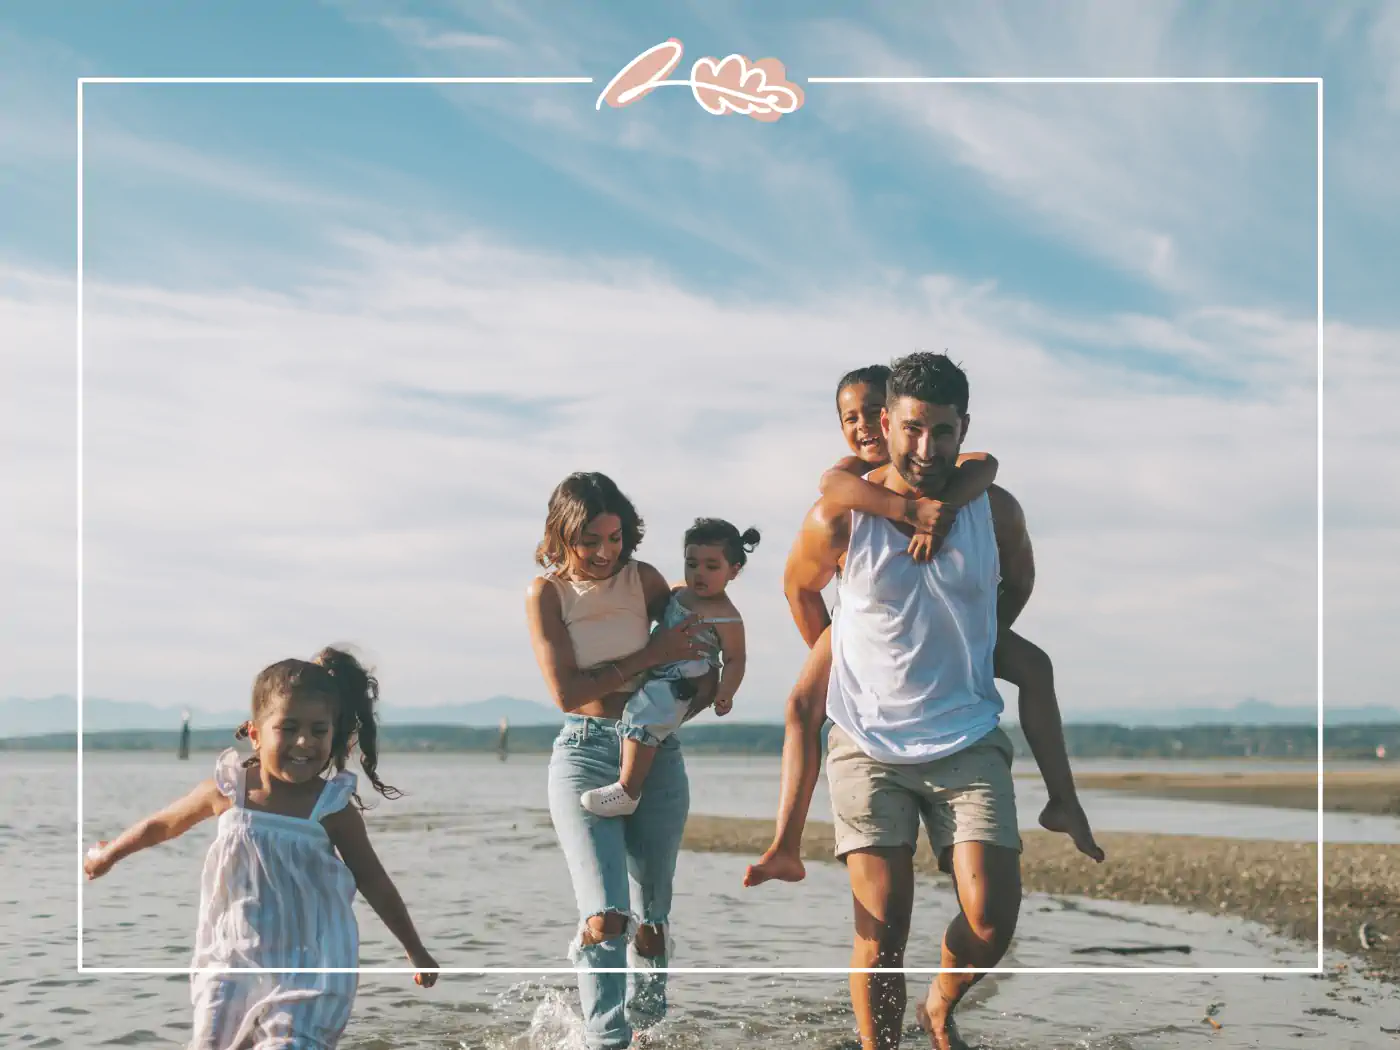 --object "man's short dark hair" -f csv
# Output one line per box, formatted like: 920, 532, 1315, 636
886, 352, 969, 416
835, 364, 891, 405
